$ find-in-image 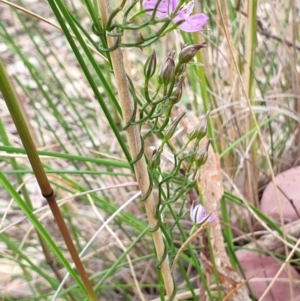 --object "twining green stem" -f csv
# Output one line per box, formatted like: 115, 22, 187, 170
0, 59, 97, 301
